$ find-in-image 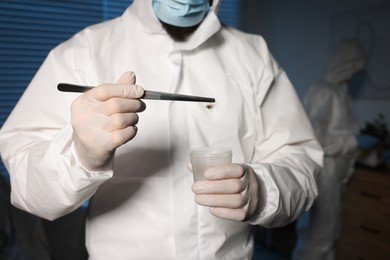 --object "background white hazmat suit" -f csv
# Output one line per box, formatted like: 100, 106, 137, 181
293, 39, 366, 260
0, 0, 323, 259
